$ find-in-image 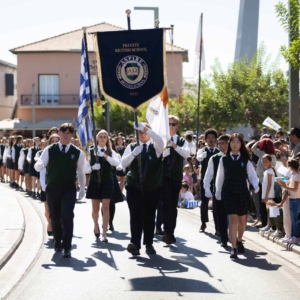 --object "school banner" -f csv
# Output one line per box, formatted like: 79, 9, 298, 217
94, 28, 166, 112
